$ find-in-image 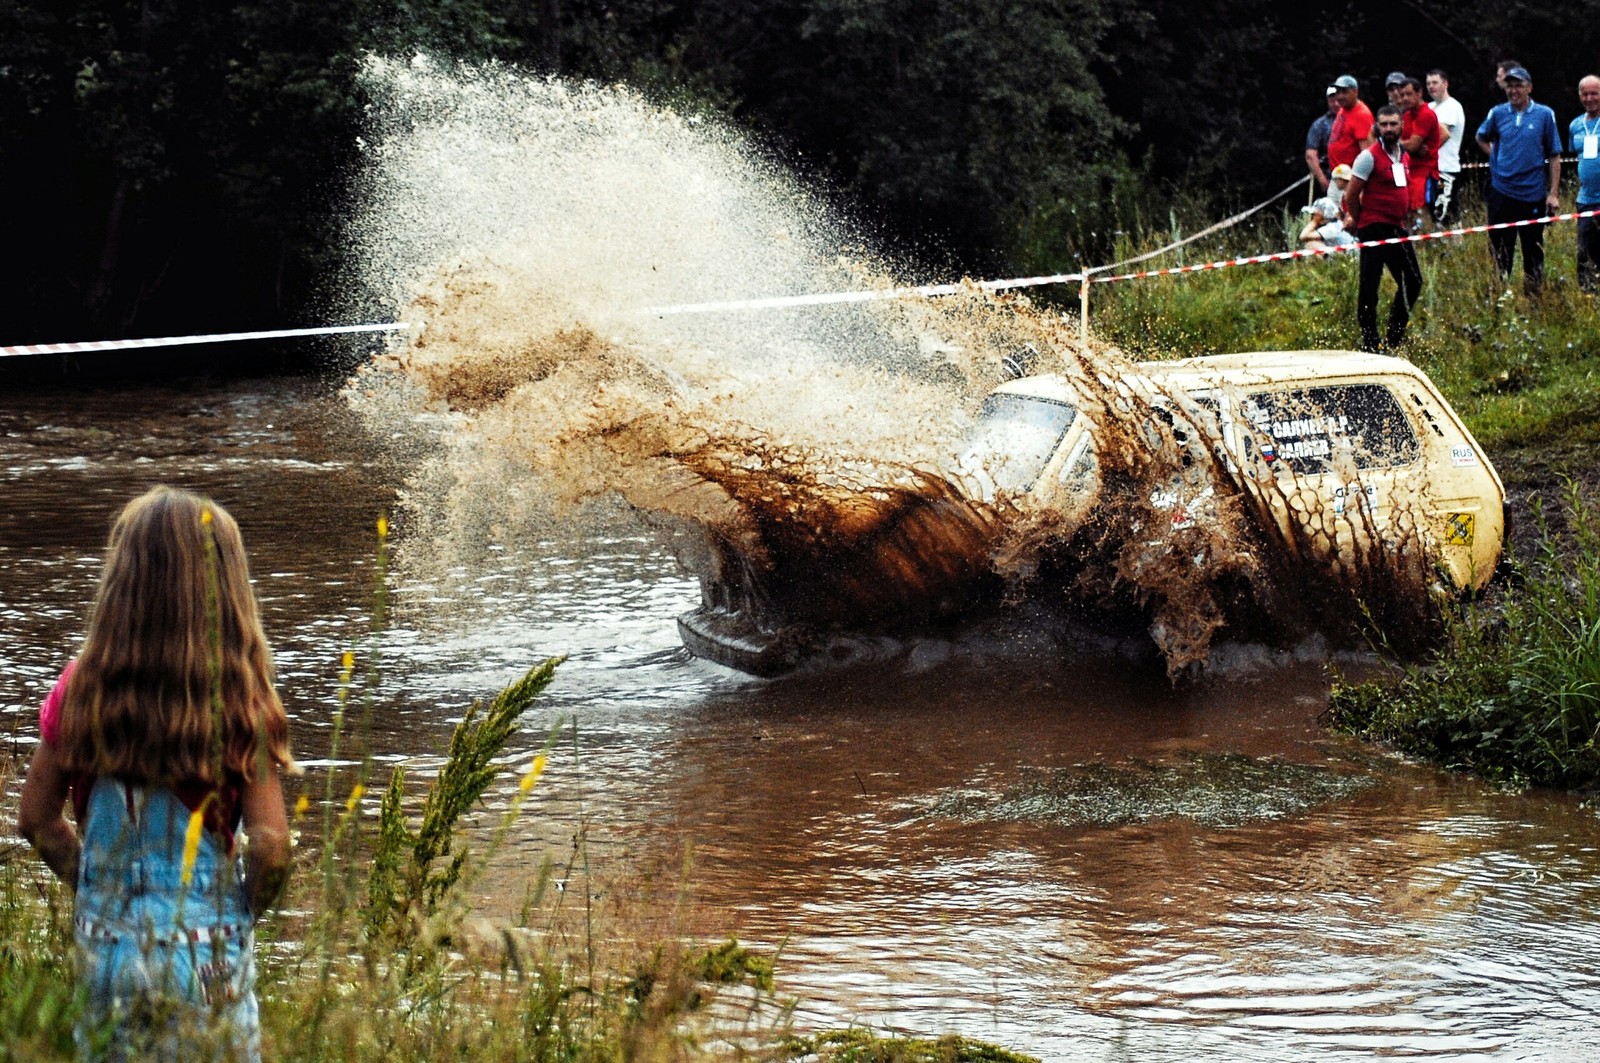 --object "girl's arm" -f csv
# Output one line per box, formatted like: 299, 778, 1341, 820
17, 741, 79, 888
238, 765, 292, 918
